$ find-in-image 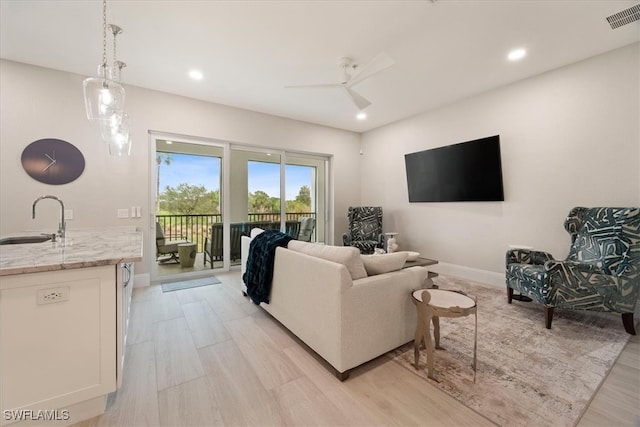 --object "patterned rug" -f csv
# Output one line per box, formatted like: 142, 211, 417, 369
387, 275, 633, 427
161, 276, 220, 292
